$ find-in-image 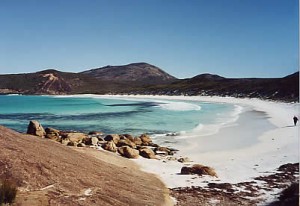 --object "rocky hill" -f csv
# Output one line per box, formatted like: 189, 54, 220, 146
0, 125, 170, 205
0, 63, 298, 102
81, 62, 176, 83
135, 72, 299, 102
